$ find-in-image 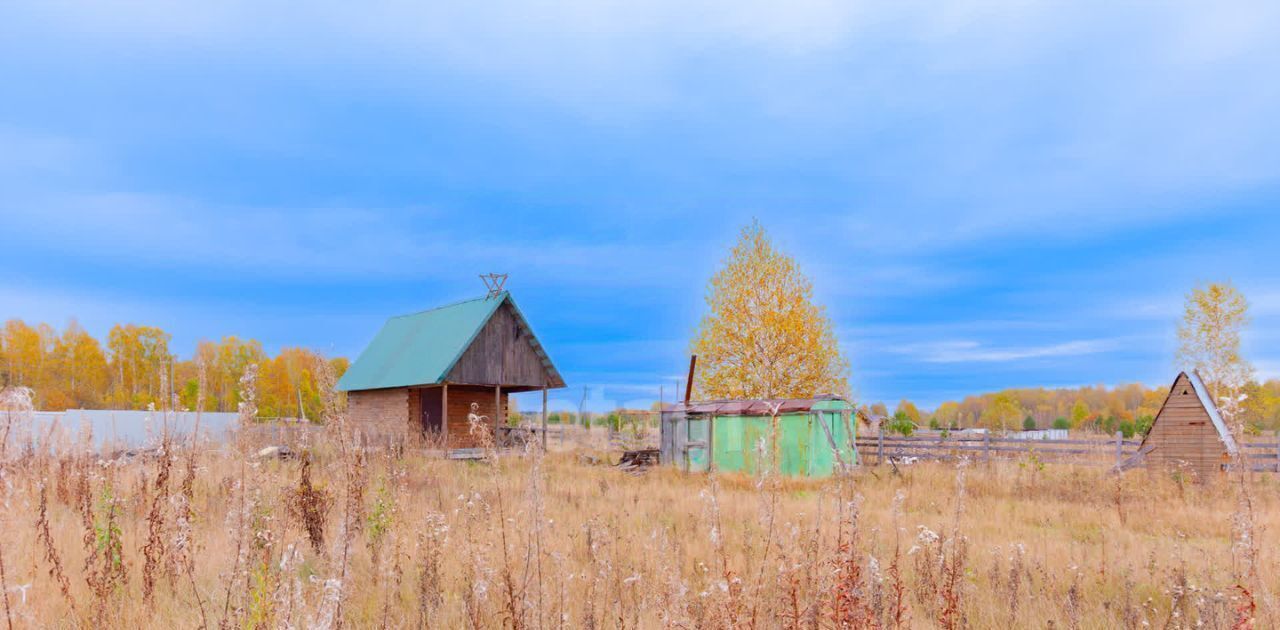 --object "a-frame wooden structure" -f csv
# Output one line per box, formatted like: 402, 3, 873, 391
1122, 371, 1239, 478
